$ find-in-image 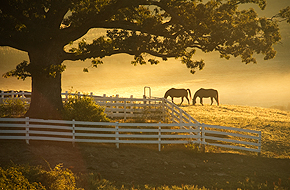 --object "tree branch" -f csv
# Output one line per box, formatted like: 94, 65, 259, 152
64, 47, 179, 62
58, 0, 141, 44
58, 0, 175, 45
45, 0, 70, 30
